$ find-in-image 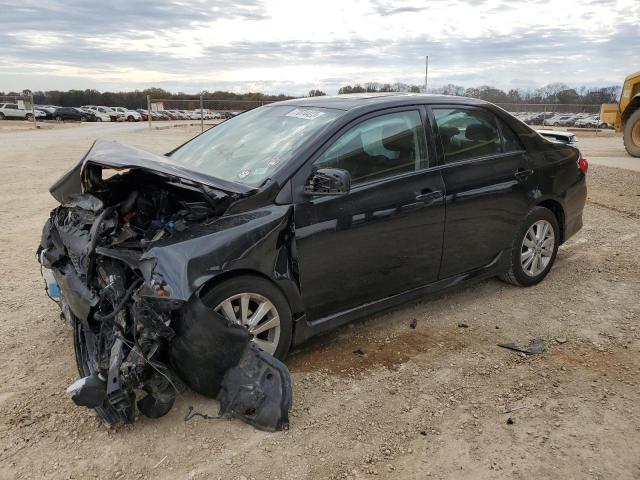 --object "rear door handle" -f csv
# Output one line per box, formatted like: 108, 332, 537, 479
514, 168, 534, 181
415, 190, 443, 203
